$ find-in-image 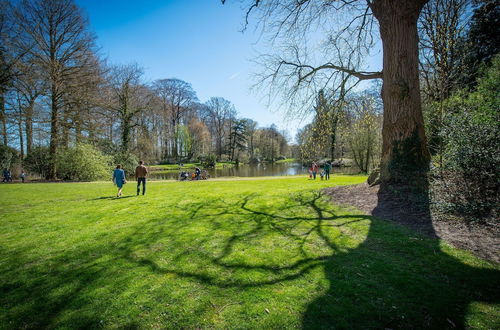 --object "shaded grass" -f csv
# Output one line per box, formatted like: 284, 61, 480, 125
0, 175, 498, 329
